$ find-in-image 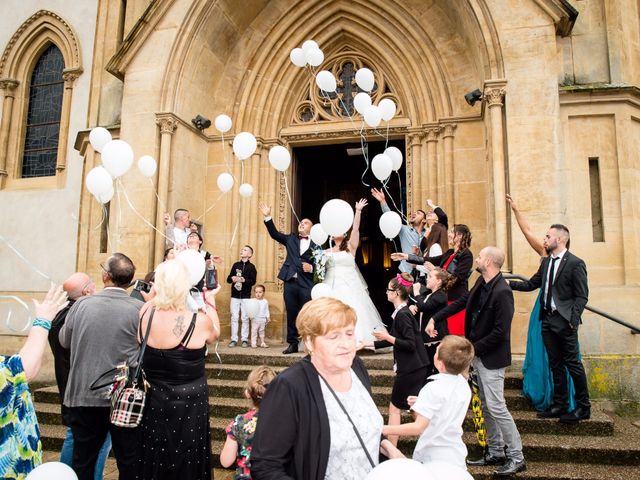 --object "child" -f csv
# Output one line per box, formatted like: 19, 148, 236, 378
381, 335, 475, 469
226, 245, 257, 348
221, 365, 277, 479
251, 285, 270, 348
